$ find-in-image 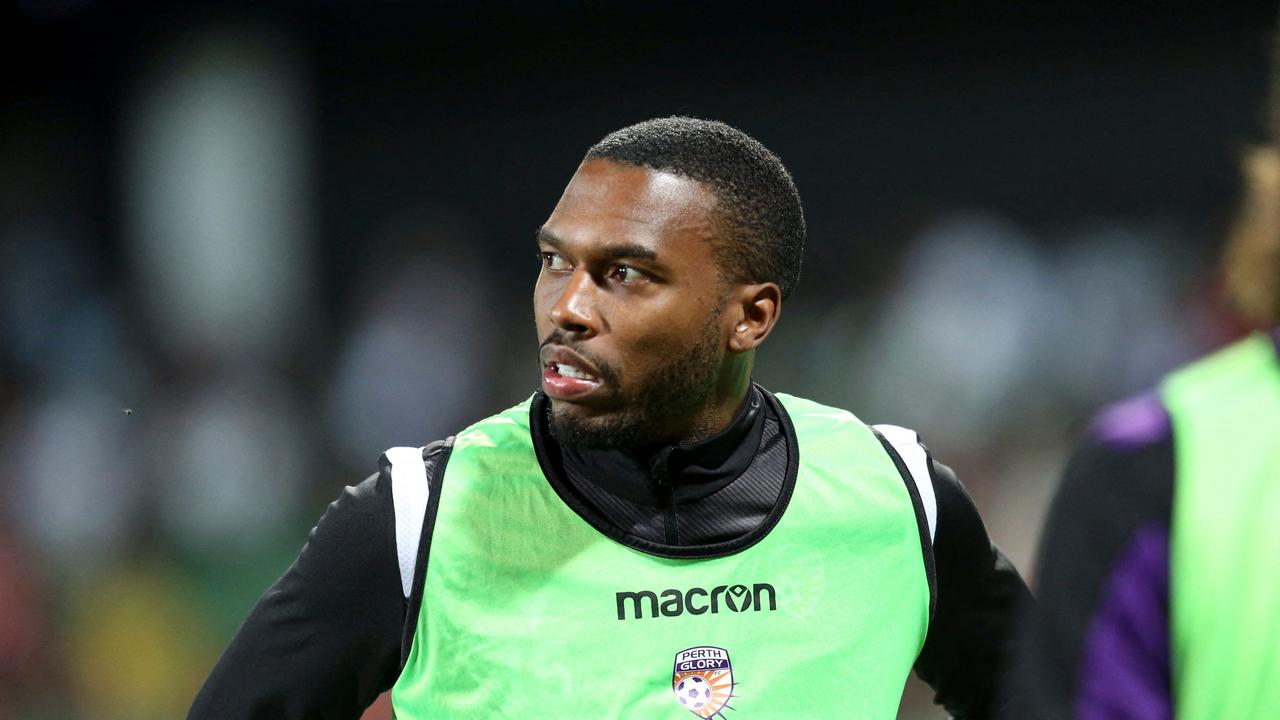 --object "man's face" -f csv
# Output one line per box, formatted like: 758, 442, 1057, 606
535, 158, 732, 449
